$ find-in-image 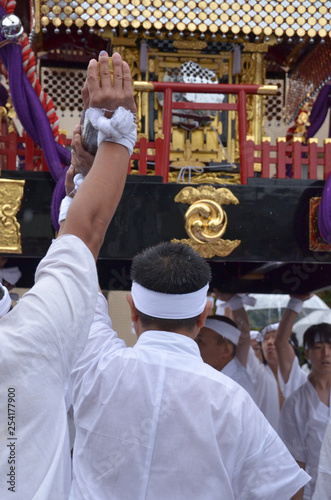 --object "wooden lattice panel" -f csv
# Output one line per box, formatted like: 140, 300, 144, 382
265, 79, 284, 127
41, 67, 85, 119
